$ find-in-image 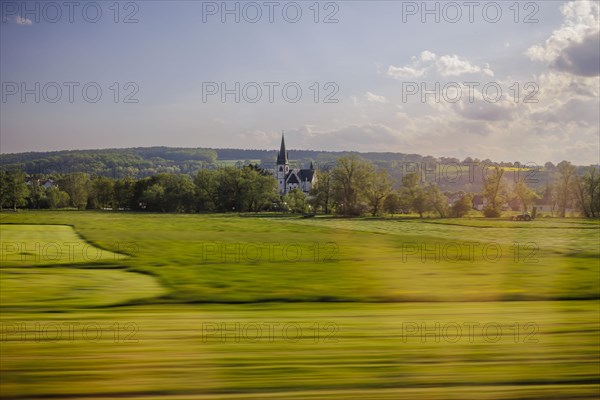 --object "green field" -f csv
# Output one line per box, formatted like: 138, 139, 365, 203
0, 212, 599, 399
